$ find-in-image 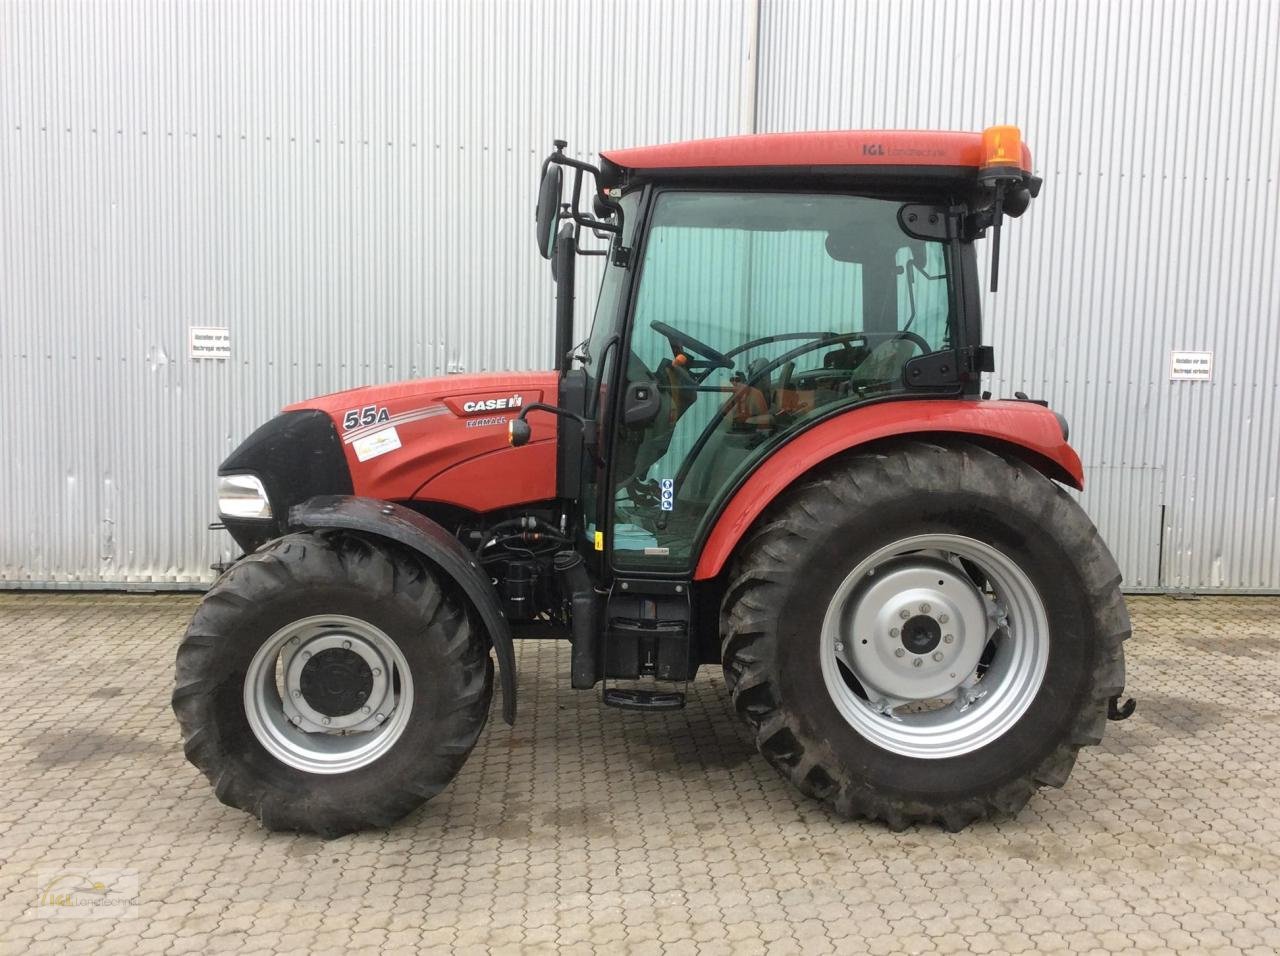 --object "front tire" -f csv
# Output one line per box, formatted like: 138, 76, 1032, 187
173, 531, 493, 837
721, 440, 1130, 830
